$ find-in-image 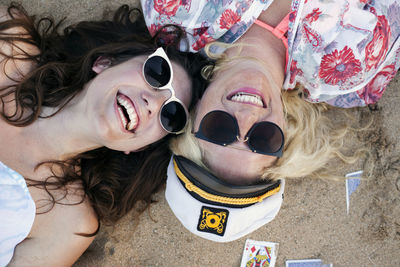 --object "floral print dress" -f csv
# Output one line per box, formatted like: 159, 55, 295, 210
141, 0, 400, 108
